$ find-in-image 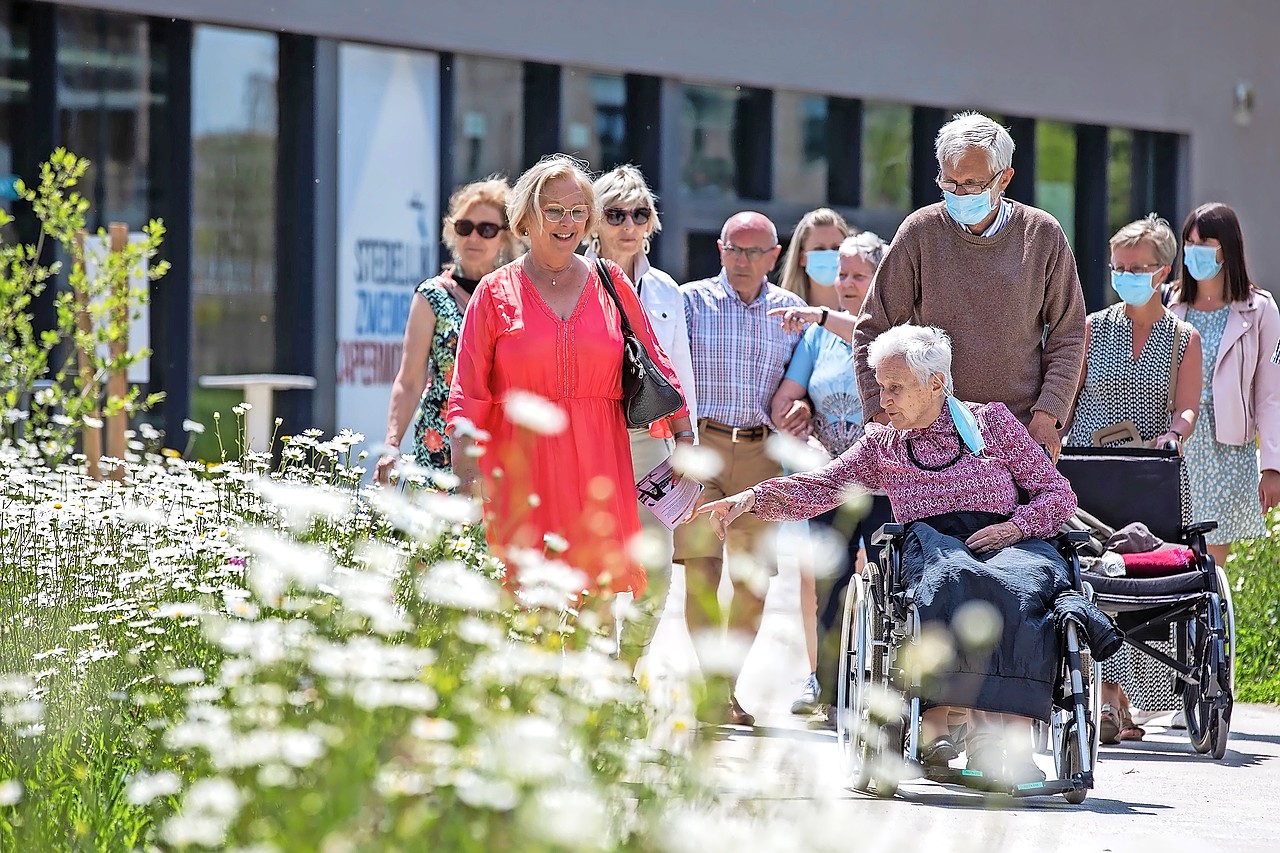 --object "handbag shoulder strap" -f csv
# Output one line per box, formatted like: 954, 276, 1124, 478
1165, 316, 1191, 415
594, 258, 636, 338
